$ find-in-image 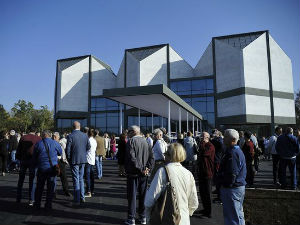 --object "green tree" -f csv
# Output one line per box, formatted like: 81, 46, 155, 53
295, 90, 300, 126
11, 100, 34, 132
31, 105, 54, 131
0, 104, 10, 132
